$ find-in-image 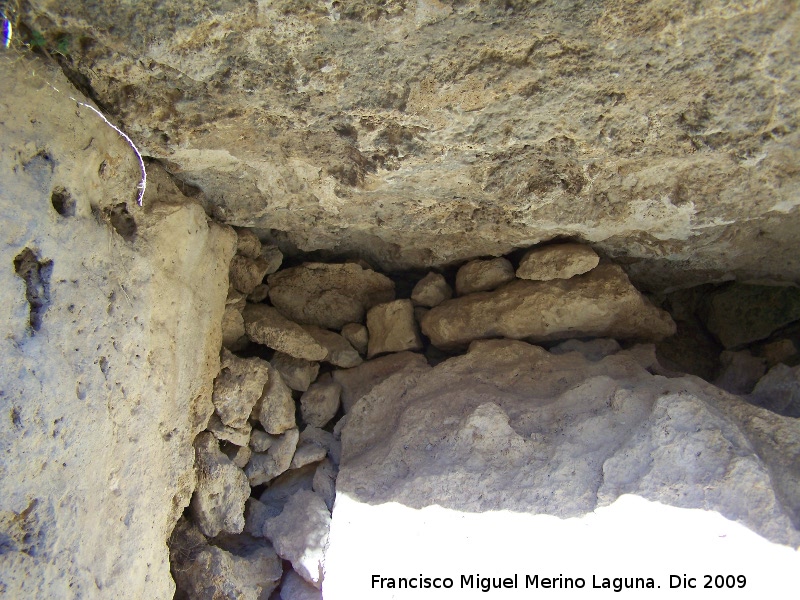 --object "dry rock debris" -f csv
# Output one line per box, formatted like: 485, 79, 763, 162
268, 263, 395, 330
206, 413, 252, 447
243, 304, 328, 361
300, 377, 343, 428
245, 428, 300, 486
255, 366, 296, 435
748, 364, 800, 418
229, 255, 272, 295
411, 272, 452, 307
516, 243, 600, 281
366, 299, 423, 358
271, 352, 320, 392
221, 307, 246, 350
190, 433, 250, 538
421, 263, 676, 349
455, 257, 515, 296
281, 569, 324, 600
264, 490, 331, 589
212, 350, 271, 430
302, 325, 364, 368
